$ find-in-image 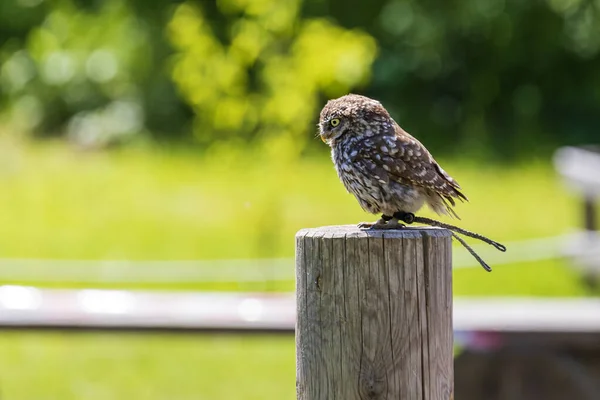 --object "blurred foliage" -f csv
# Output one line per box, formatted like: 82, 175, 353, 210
1, 0, 600, 158
357, 0, 600, 159
0, 0, 190, 148
167, 0, 376, 159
